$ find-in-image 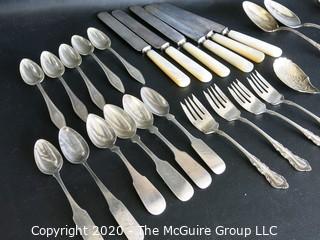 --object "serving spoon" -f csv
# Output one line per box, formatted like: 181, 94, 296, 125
122, 94, 212, 189
58, 43, 106, 110
243, 1, 320, 51
140, 87, 226, 175
71, 35, 125, 93
87, 27, 145, 84
103, 104, 194, 202
58, 126, 144, 240
34, 139, 104, 240
40, 51, 89, 122
86, 114, 166, 215
264, 0, 320, 29
19, 59, 66, 129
